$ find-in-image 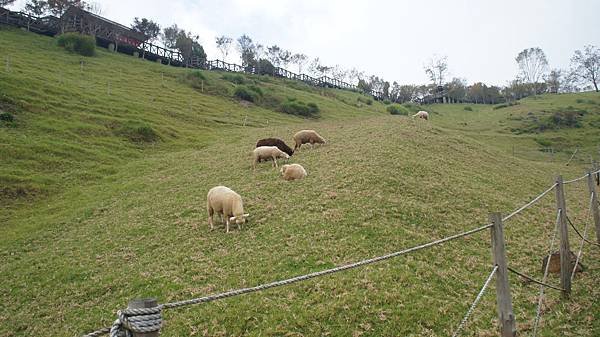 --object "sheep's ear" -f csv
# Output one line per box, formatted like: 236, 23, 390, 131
229, 216, 236, 222
243, 213, 250, 218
